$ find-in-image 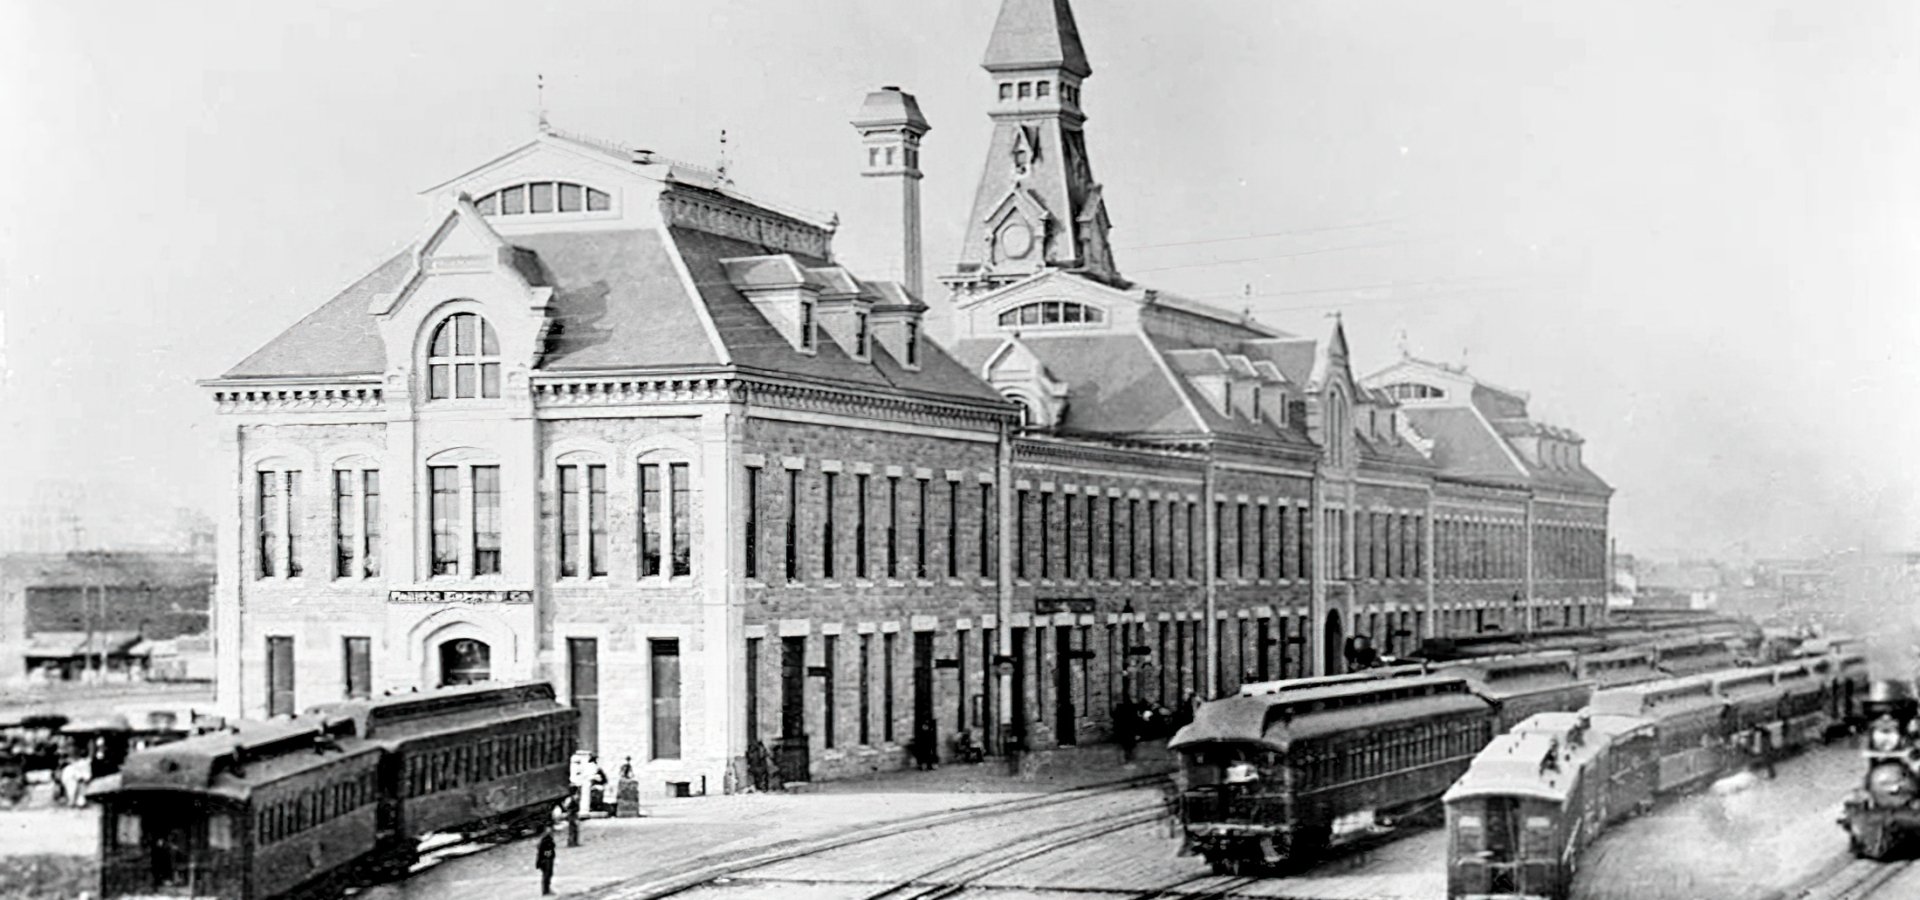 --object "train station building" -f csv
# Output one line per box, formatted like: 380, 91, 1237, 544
203, 0, 1611, 792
